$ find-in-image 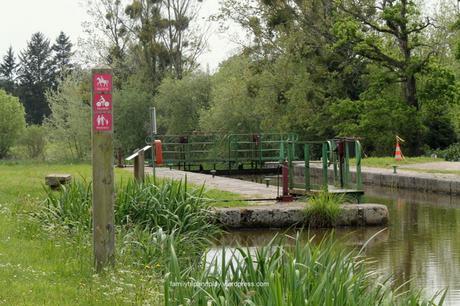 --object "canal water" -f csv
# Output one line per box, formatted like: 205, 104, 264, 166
211, 178, 460, 304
